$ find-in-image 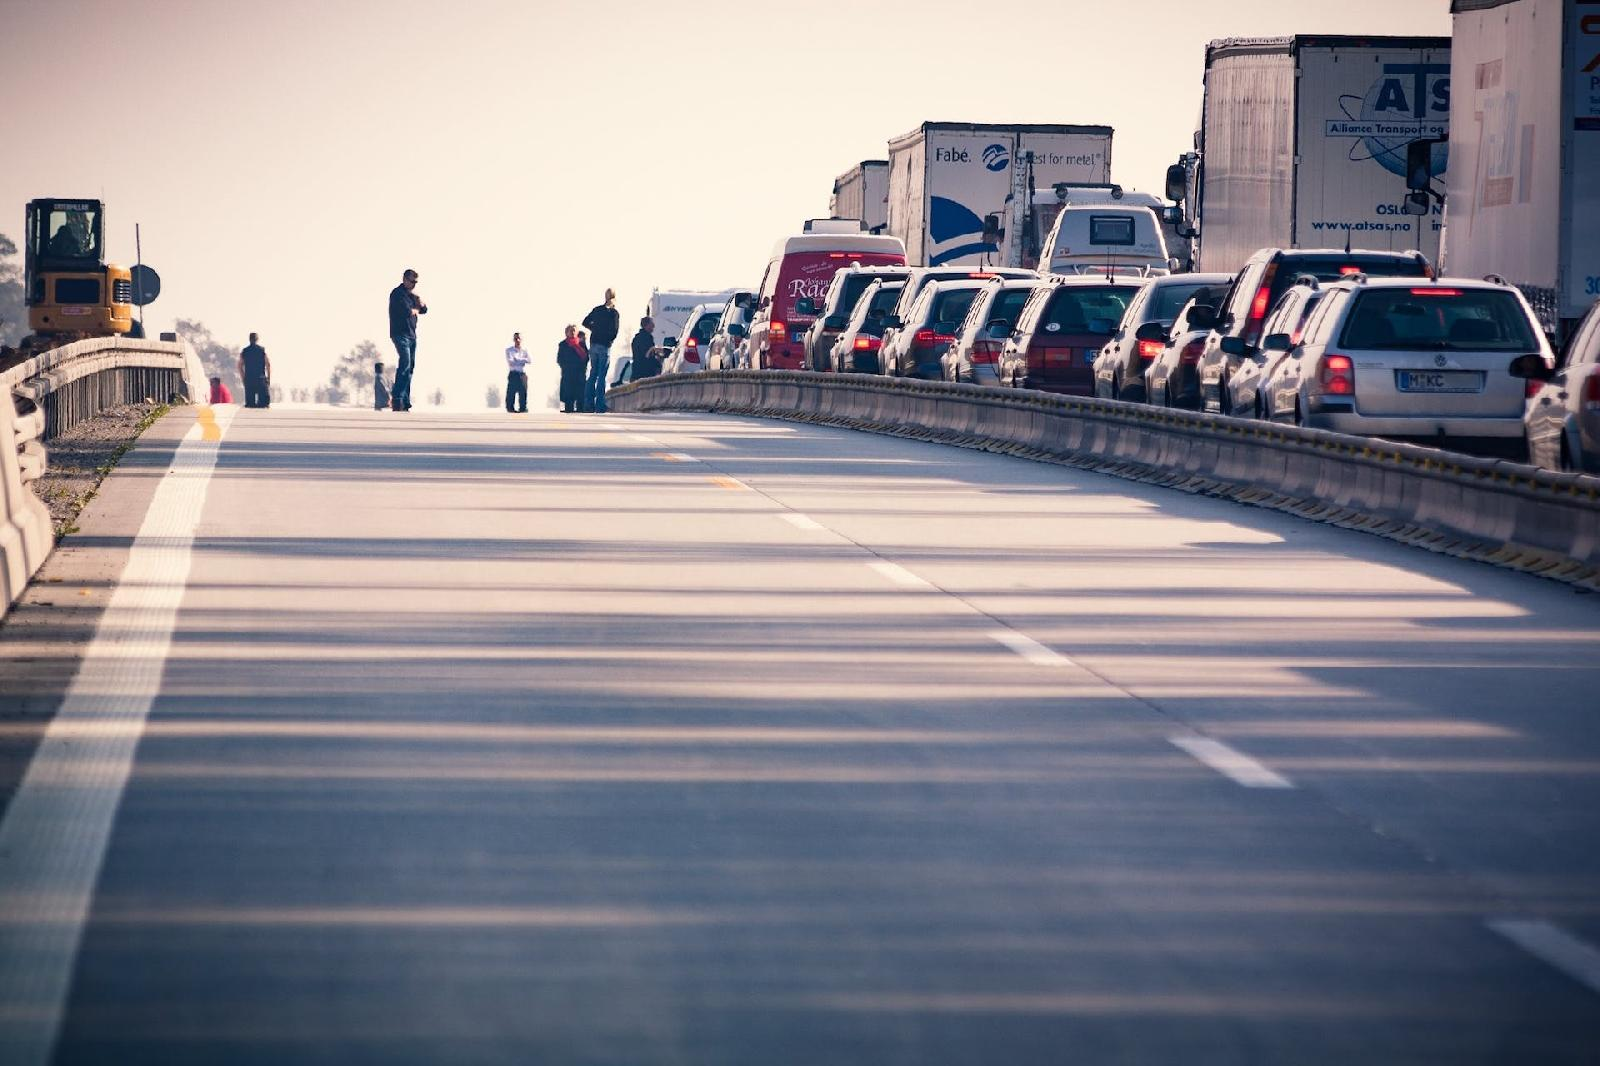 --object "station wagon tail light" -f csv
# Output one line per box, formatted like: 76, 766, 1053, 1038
972, 339, 1001, 364
684, 338, 700, 363
1339, 266, 1362, 275
1244, 262, 1278, 344
1409, 288, 1462, 296
1179, 338, 1205, 364
1317, 353, 1355, 396
914, 329, 942, 347
967, 272, 997, 279
770, 320, 788, 342
1137, 338, 1164, 361
1584, 375, 1600, 412
854, 335, 880, 351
